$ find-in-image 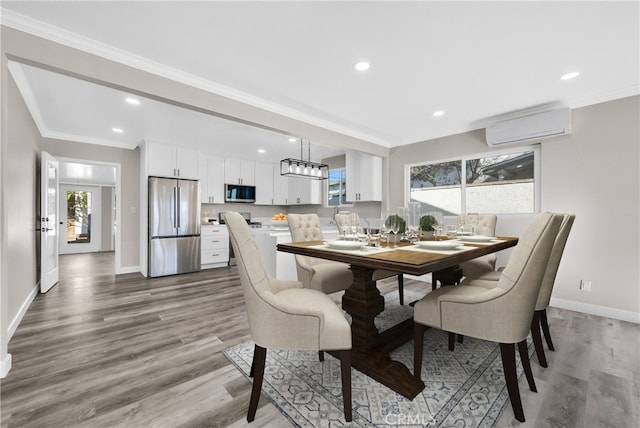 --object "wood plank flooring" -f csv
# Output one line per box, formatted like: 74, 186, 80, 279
1, 252, 638, 427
